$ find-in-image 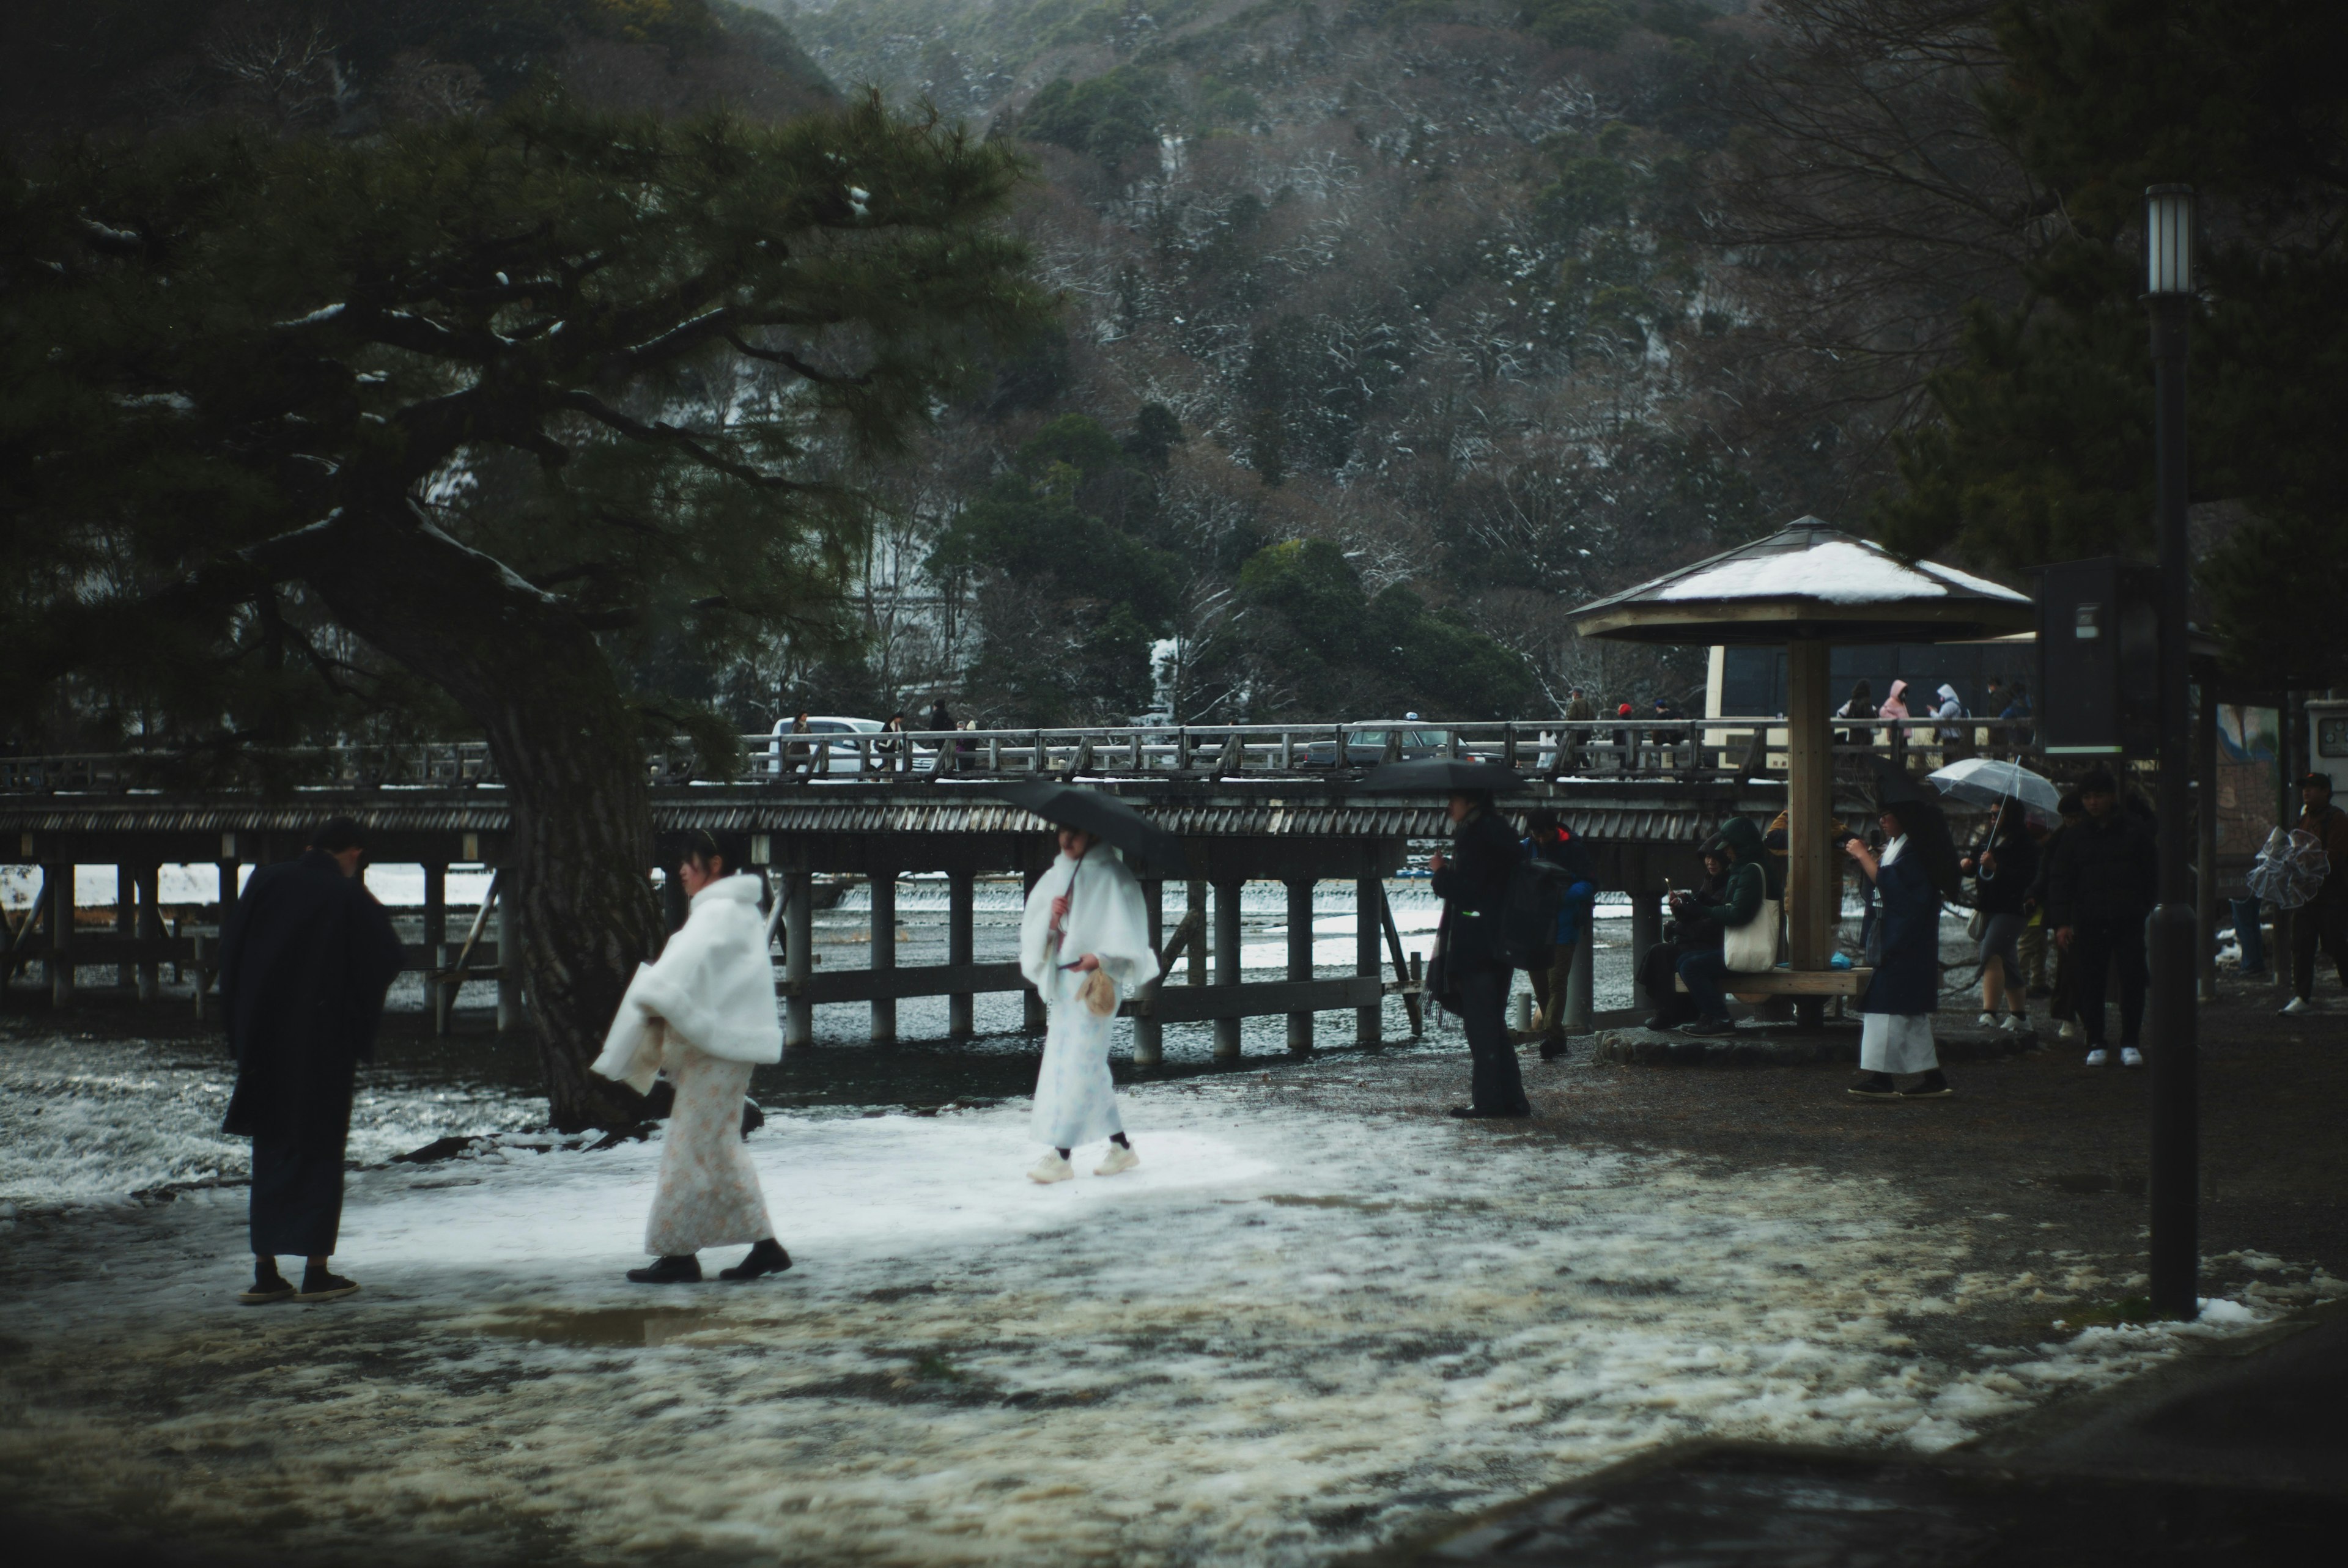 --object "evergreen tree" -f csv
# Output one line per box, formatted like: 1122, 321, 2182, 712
1, 91, 1046, 1127
1878, 0, 2348, 686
